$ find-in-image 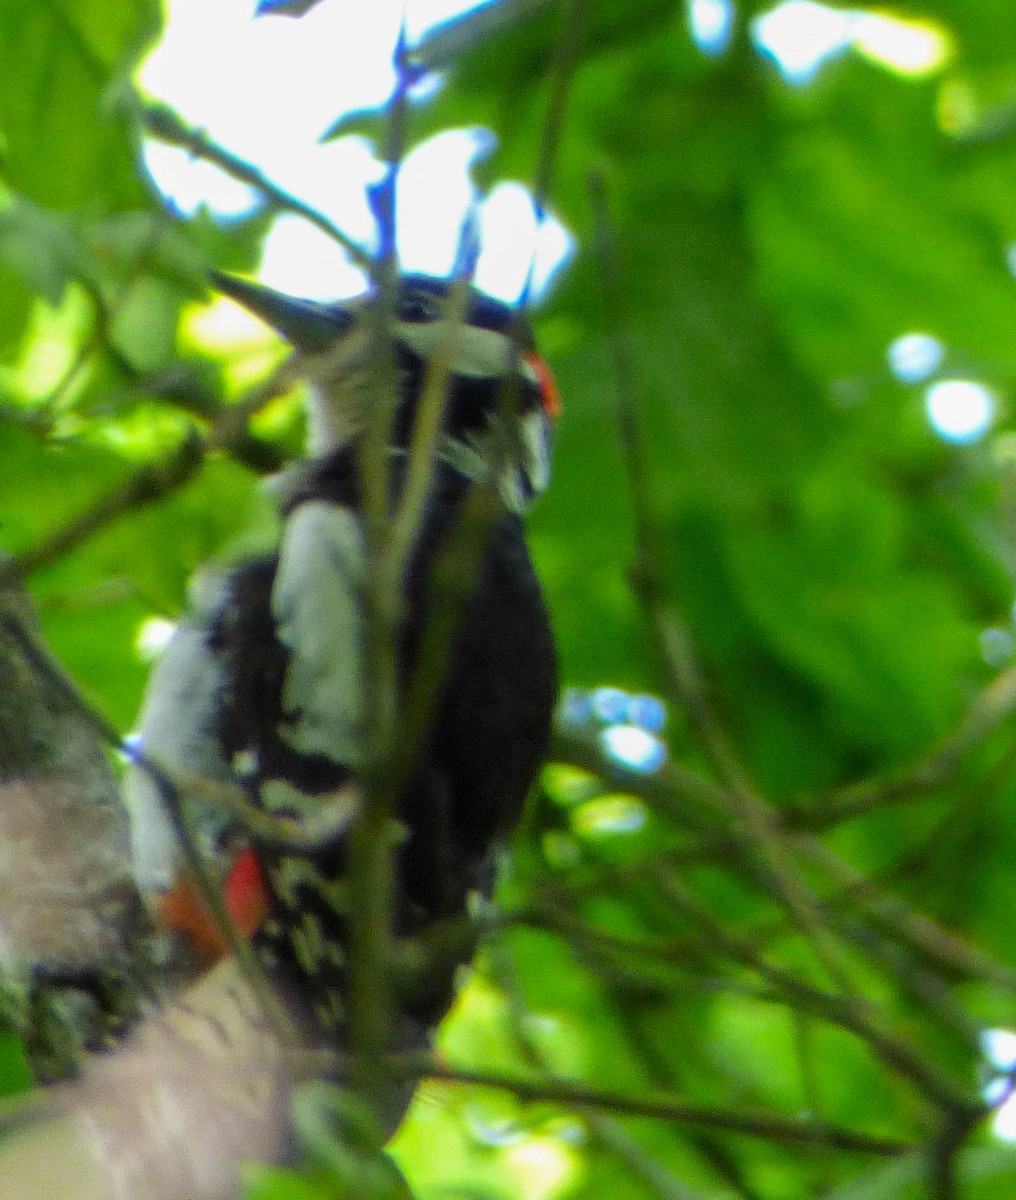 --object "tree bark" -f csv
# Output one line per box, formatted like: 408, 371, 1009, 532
0, 576, 303, 1198
0, 959, 302, 1200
